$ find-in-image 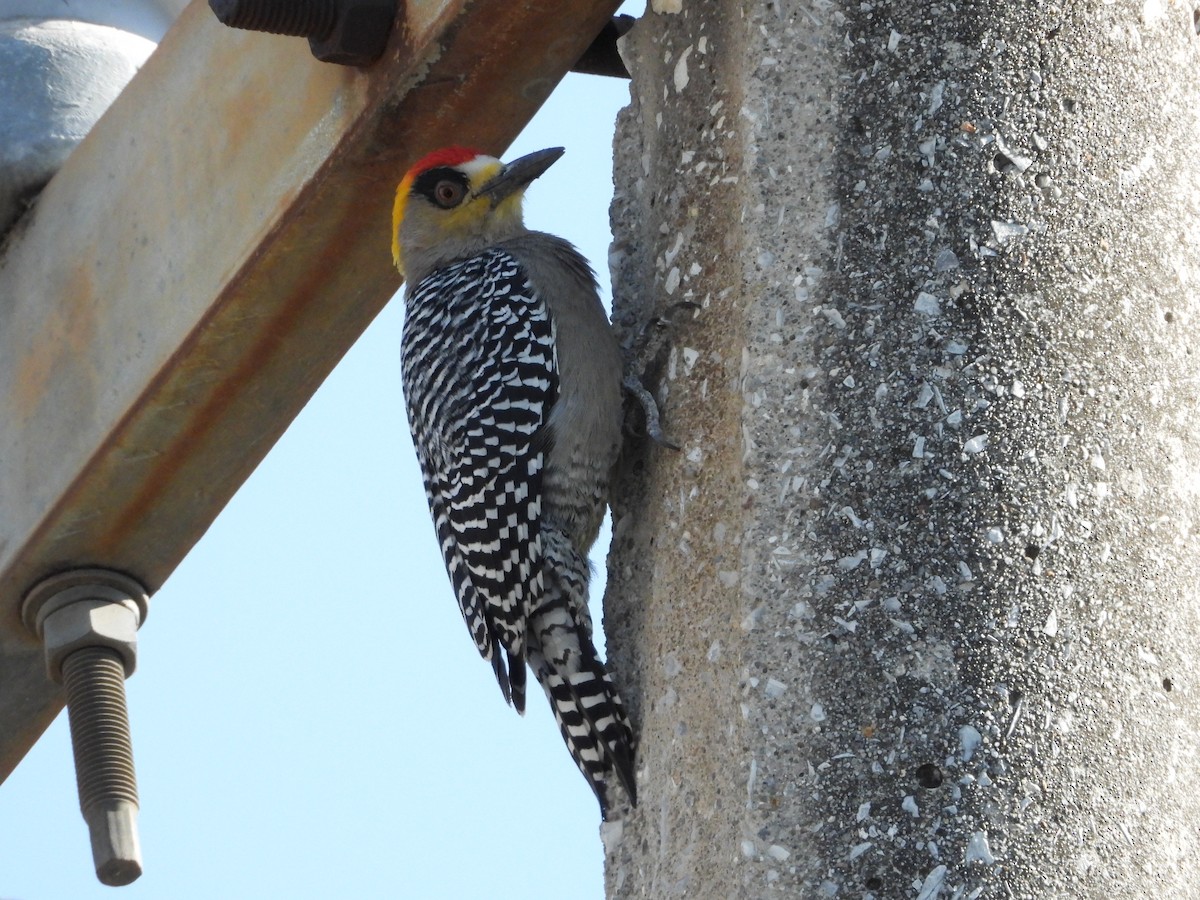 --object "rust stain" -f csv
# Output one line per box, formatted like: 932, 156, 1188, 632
12, 265, 97, 421
96, 194, 385, 557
